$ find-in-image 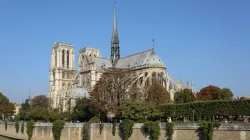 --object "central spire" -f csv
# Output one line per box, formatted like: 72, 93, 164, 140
111, 0, 120, 67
